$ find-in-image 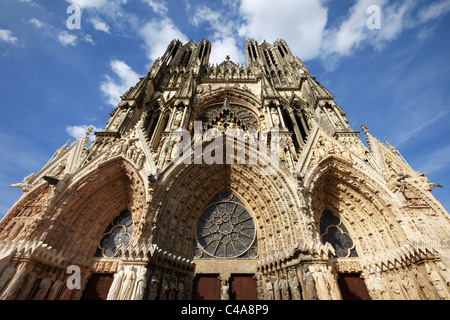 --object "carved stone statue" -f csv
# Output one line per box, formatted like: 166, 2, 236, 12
147, 271, 160, 300
176, 278, 185, 300
16, 271, 37, 300
271, 108, 280, 128
400, 272, 420, 300
314, 269, 332, 300
168, 276, 177, 300
414, 267, 434, 299
0, 264, 15, 289
107, 265, 124, 300
33, 275, 54, 300
388, 273, 403, 299
120, 268, 136, 300
159, 274, 169, 300
47, 278, 64, 300
133, 267, 147, 300
221, 279, 230, 300
172, 109, 183, 130
426, 263, 449, 300
288, 271, 301, 300
265, 278, 274, 300
279, 274, 290, 300
0, 266, 28, 300
273, 278, 281, 300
